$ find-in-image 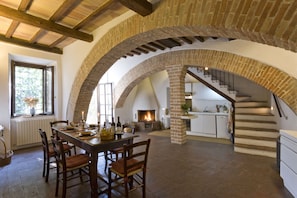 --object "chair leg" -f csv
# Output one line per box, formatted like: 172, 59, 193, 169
143, 174, 146, 198
108, 168, 112, 198
42, 153, 46, 177
55, 166, 59, 197
104, 151, 109, 172
62, 171, 67, 198
45, 157, 50, 182
124, 176, 129, 198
